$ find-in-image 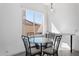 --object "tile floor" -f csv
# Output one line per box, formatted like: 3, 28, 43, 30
14, 50, 79, 56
